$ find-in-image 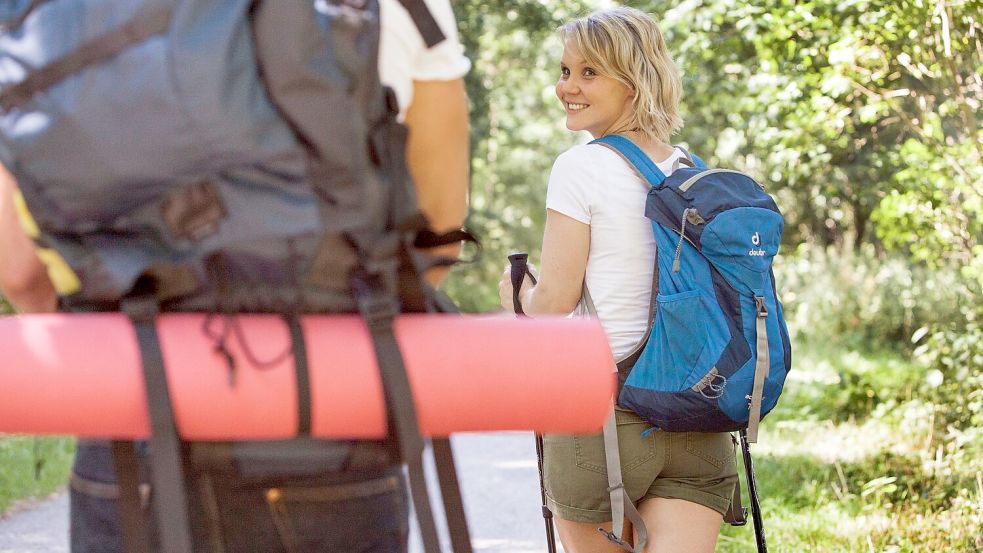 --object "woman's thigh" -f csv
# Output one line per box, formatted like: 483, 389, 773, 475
636, 497, 723, 553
